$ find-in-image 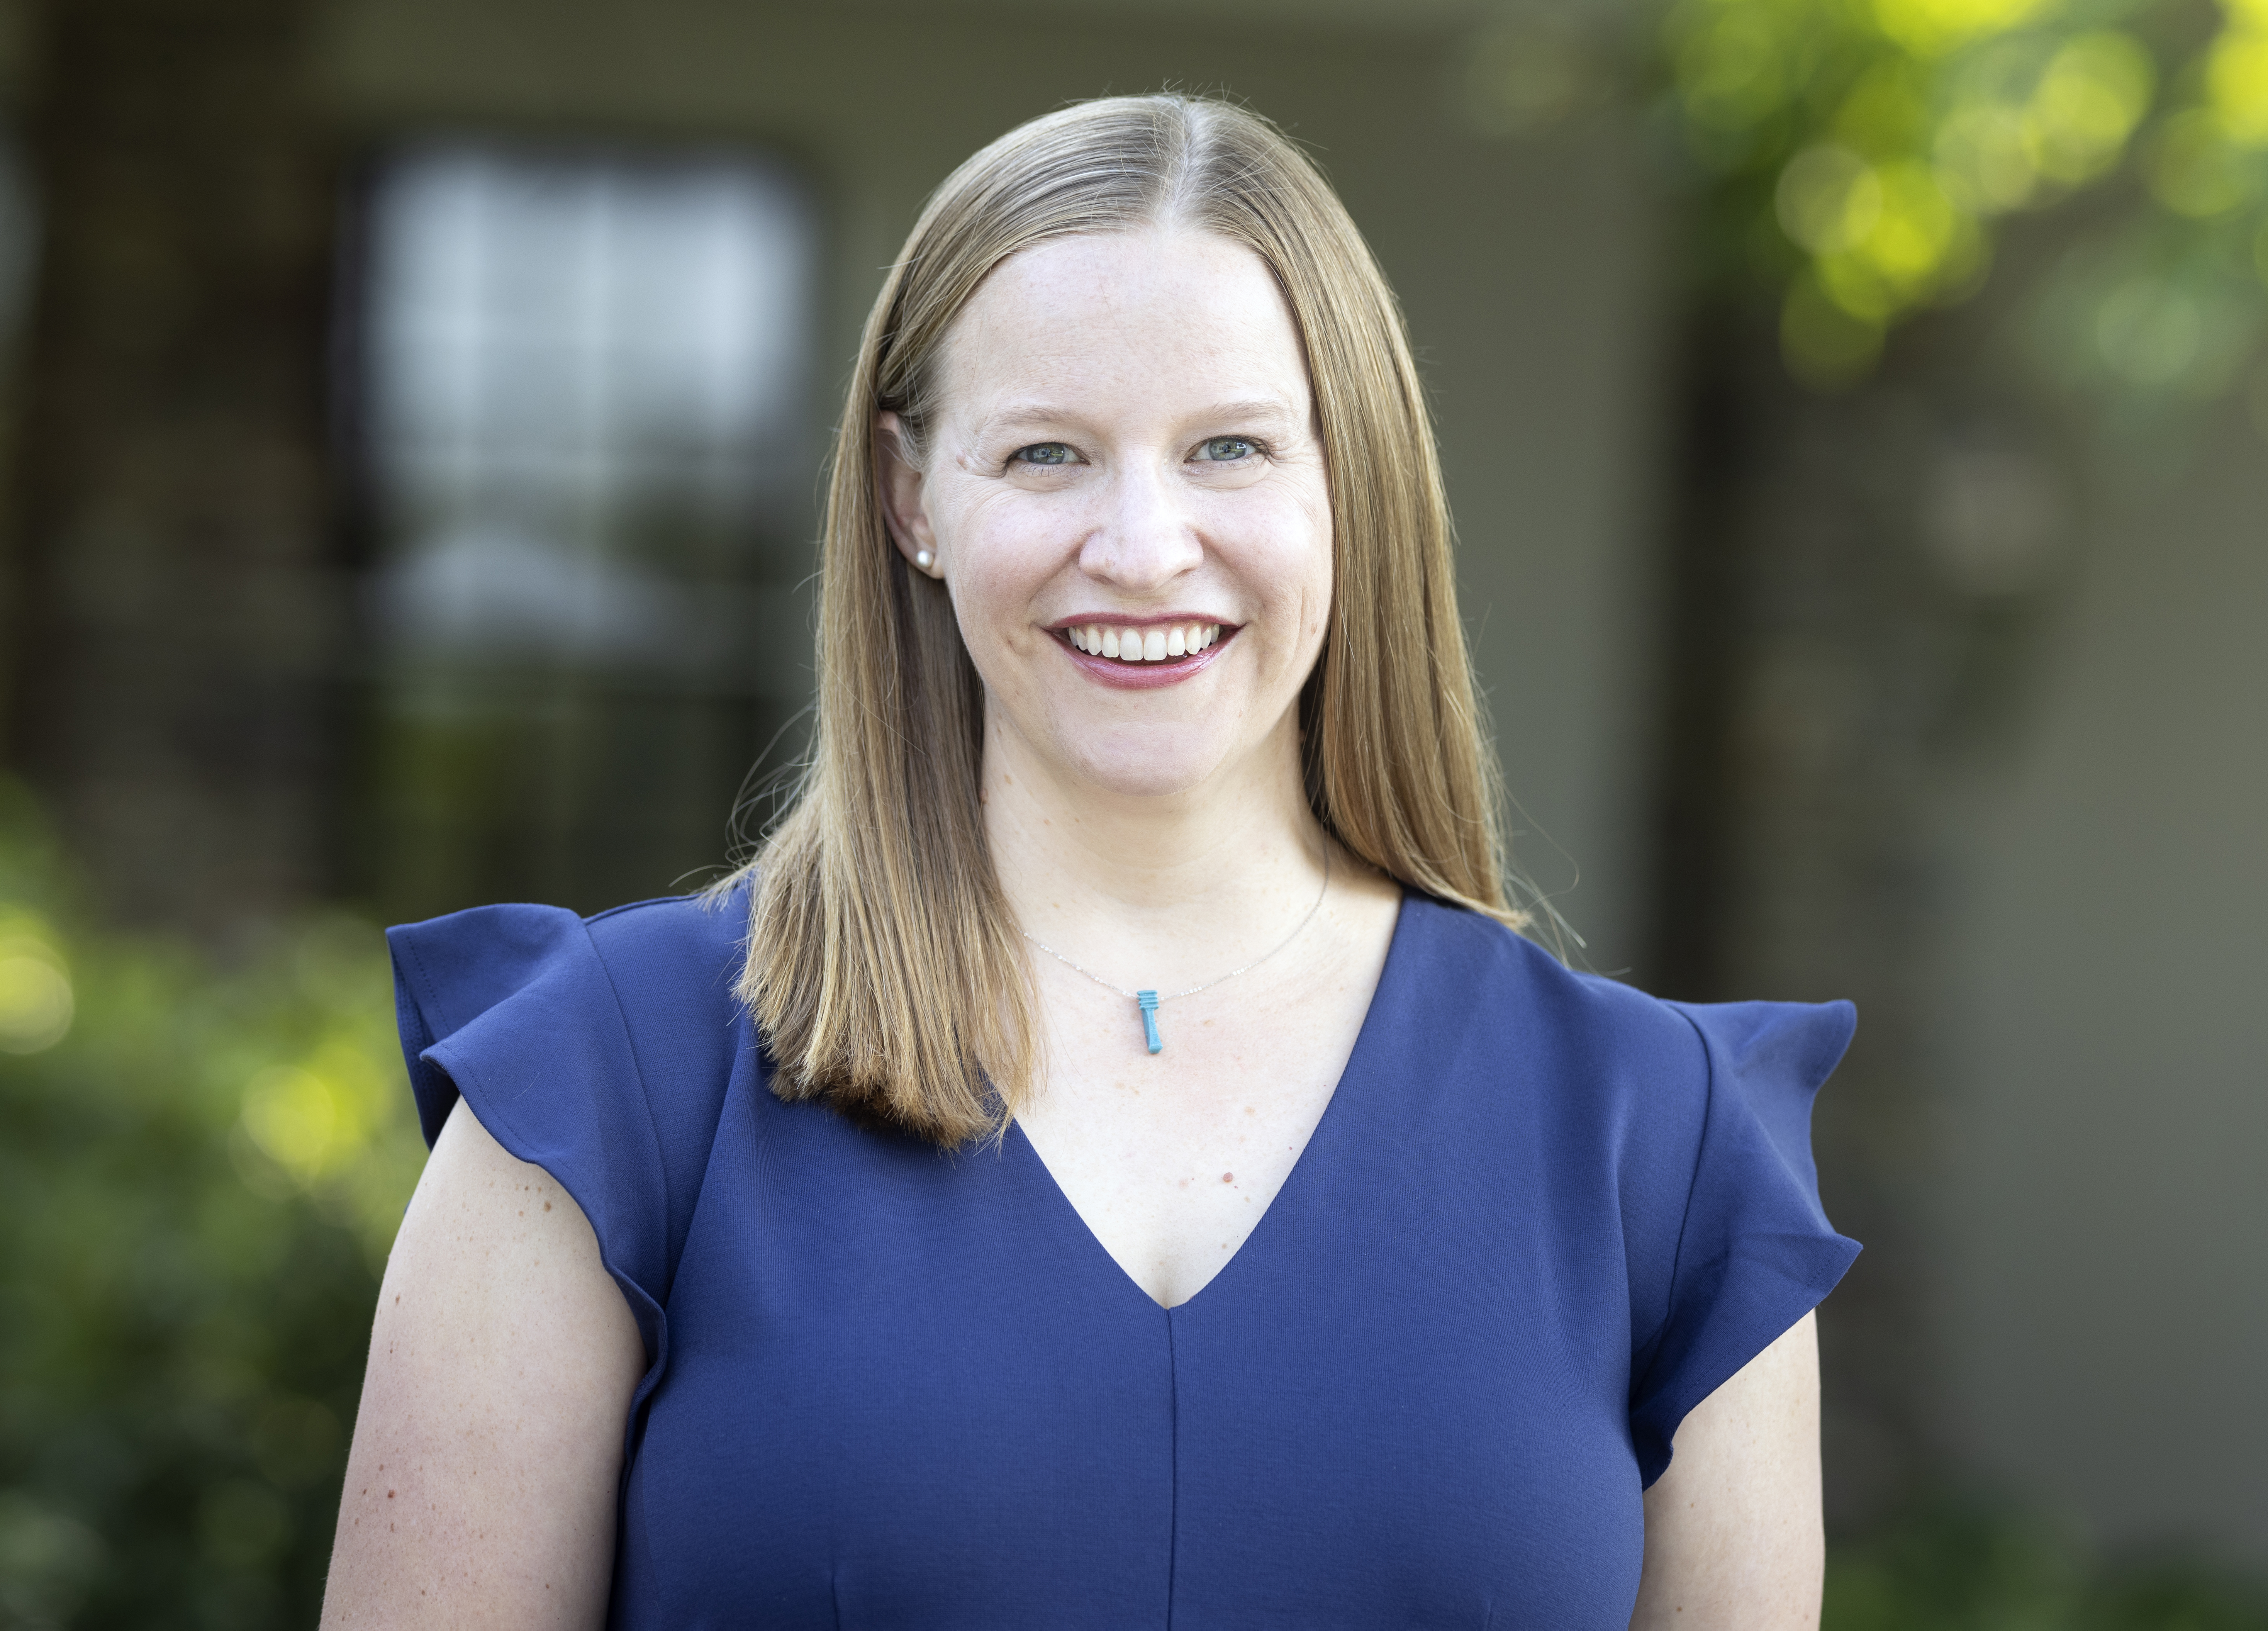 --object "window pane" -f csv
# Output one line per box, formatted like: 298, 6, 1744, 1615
355, 142, 818, 916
